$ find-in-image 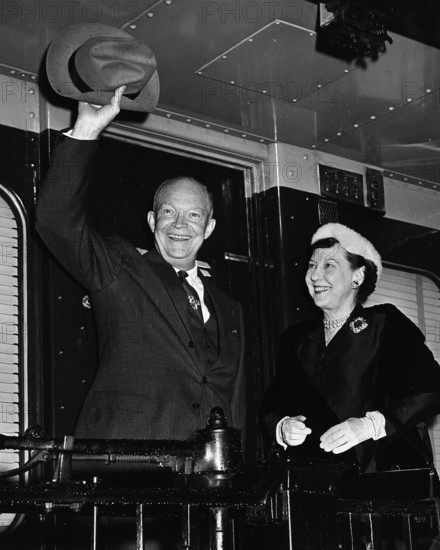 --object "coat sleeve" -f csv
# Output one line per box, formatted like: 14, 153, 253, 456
260, 323, 358, 451
379, 304, 440, 435
35, 134, 124, 291
259, 326, 326, 443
